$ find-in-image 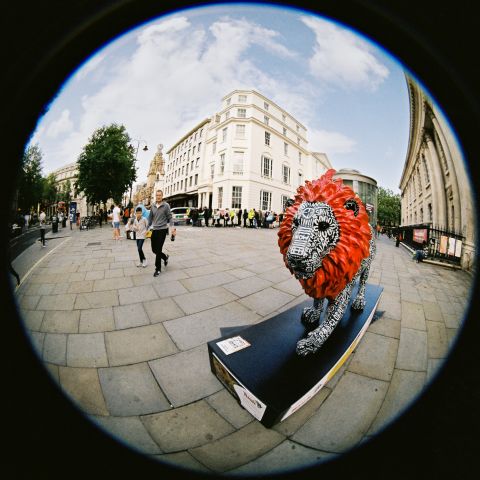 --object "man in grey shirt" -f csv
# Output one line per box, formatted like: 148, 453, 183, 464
148, 189, 177, 277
